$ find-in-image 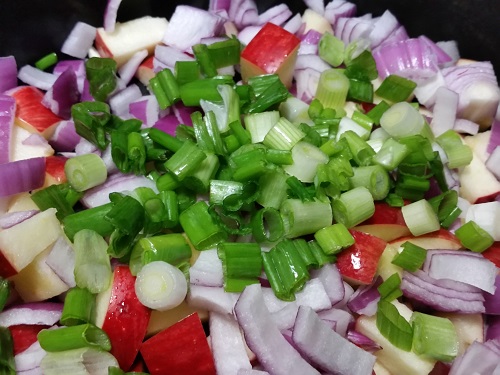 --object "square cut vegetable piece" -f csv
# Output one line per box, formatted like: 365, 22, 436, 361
240, 22, 300, 88
141, 312, 216, 375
